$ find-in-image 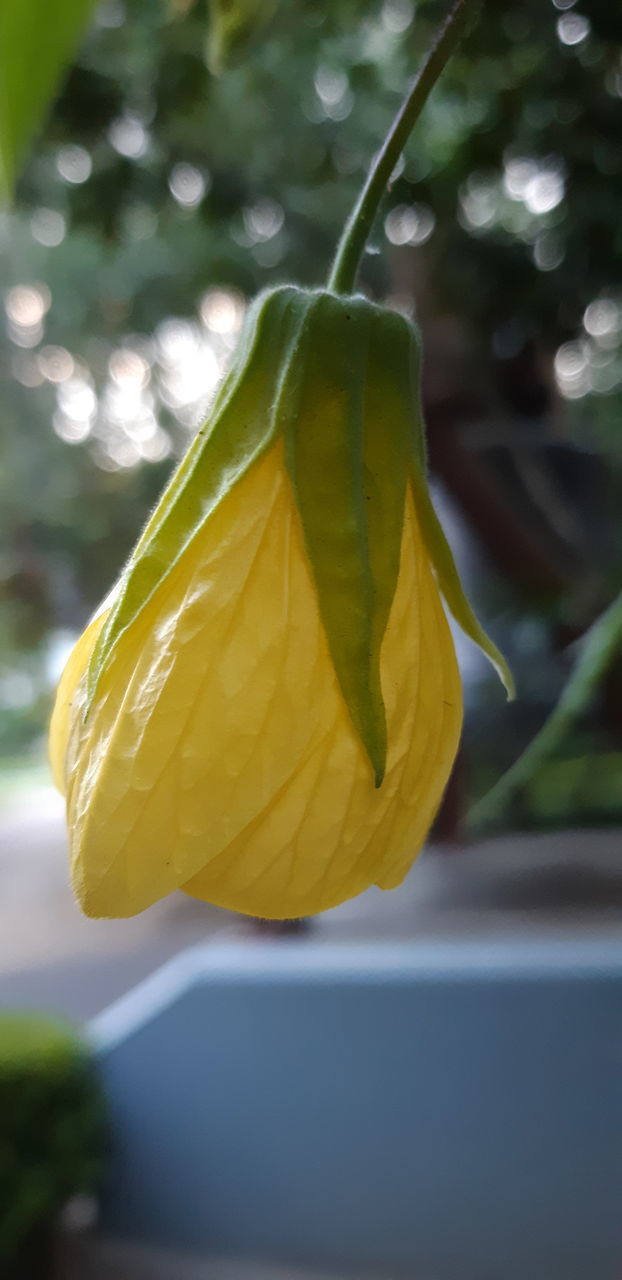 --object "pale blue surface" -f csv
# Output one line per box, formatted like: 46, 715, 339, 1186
91, 939, 622, 1280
